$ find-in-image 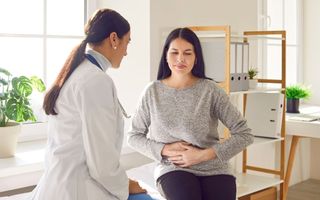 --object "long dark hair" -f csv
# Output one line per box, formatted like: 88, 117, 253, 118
43, 8, 130, 115
157, 27, 210, 80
